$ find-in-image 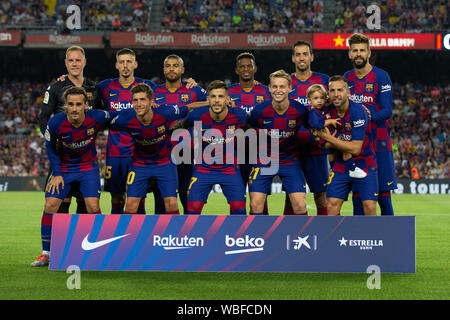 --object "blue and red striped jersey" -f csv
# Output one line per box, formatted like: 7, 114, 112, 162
344, 66, 393, 153
326, 101, 377, 174
153, 83, 208, 151
249, 99, 324, 165
289, 72, 329, 156
97, 77, 156, 158
45, 109, 111, 175
289, 72, 329, 105
153, 82, 207, 107
228, 83, 271, 114
187, 106, 248, 174
110, 105, 188, 167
